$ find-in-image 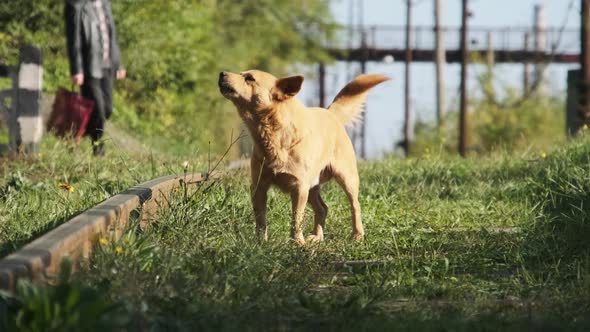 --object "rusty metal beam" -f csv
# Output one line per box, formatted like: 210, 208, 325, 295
326, 48, 579, 64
